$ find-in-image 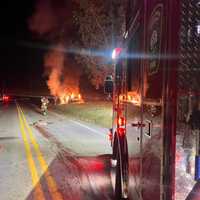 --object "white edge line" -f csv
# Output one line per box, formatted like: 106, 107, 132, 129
69, 120, 105, 137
